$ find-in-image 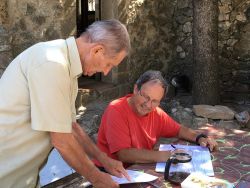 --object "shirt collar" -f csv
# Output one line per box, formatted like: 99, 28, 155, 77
66, 36, 82, 78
